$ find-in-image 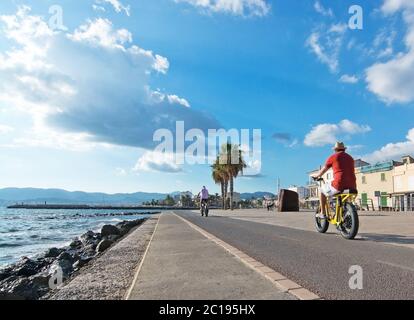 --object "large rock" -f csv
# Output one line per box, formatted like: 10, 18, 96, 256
80, 231, 101, 246
116, 220, 144, 236
69, 239, 82, 249
0, 277, 44, 300
96, 239, 113, 253
44, 247, 63, 258
57, 252, 74, 263
13, 257, 40, 277
101, 225, 120, 237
